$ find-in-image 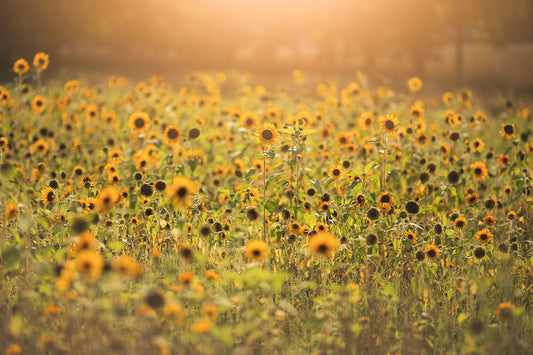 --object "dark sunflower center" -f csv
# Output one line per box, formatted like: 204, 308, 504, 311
380, 195, 390, 203
36, 100, 43, 106
340, 137, 347, 144
89, 111, 96, 117
474, 168, 482, 175
365, 118, 371, 125
504, 125, 514, 134
47, 191, 54, 201
103, 197, 111, 204
177, 187, 188, 197
318, 244, 328, 253
457, 221, 464, 227
480, 234, 488, 240
413, 111, 419, 117
246, 118, 254, 126
167, 128, 179, 139
82, 261, 92, 271
253, 249, 261, 256
262, 130, 273, 140
427, 250, 436, 257
418, 135, 426, 143
385, 120, 395, 130
332, 169, 340, 176
18, 64, 25, 70
134, 118, 145, 128
39, 58, 45, 65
